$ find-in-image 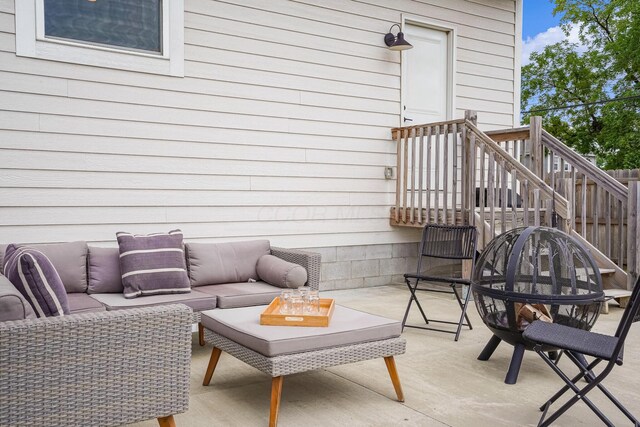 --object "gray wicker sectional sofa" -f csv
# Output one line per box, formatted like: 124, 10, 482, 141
0, 239, 320, 427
